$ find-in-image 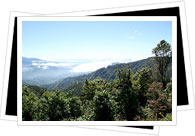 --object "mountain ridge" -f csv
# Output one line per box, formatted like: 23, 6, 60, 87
24, 57, 172, 95
42, 57, 157, 92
